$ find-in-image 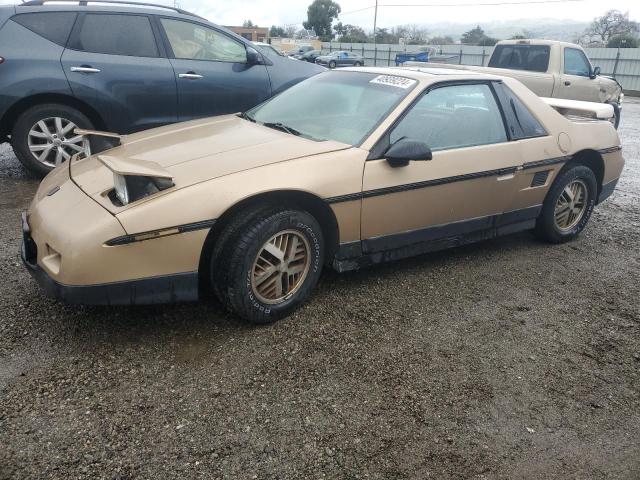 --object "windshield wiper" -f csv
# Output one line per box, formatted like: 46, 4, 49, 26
239, 111, 255, 122
262, 122, 303, 137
